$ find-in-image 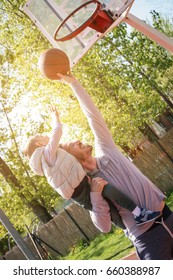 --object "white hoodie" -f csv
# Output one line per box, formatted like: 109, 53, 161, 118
29, 146, 86, 199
